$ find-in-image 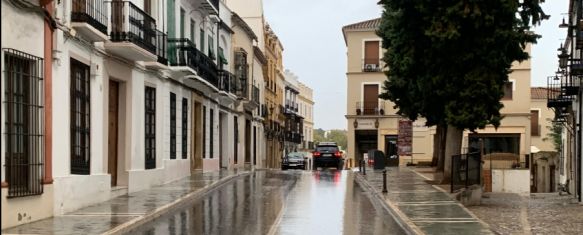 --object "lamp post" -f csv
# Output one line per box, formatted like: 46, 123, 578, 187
558, 49, 569, 69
